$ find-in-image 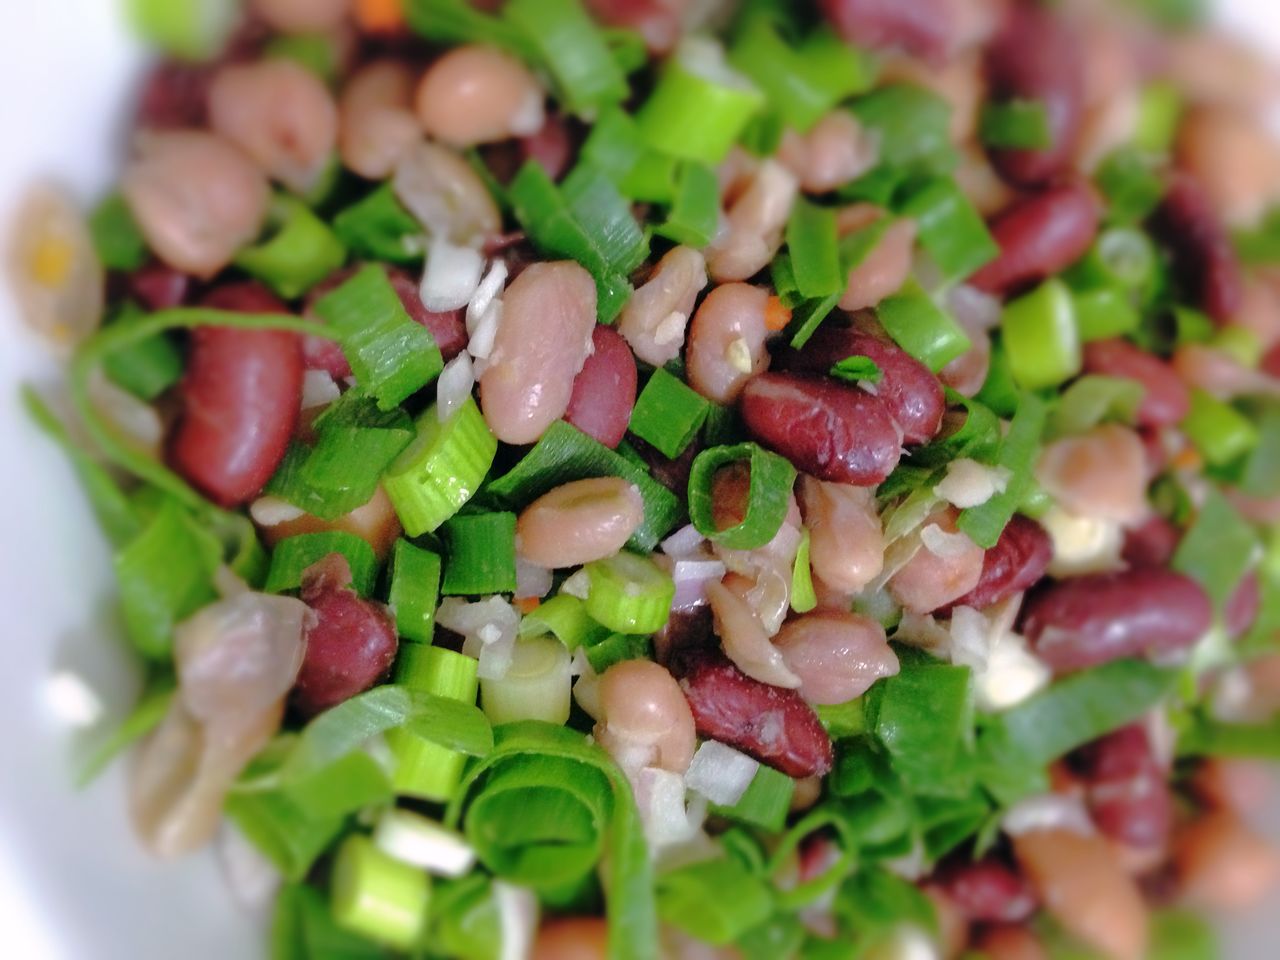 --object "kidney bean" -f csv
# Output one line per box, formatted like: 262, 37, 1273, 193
969, 183, 1100, 295
1226, 571, 1261, 639
479, 261, 597, 443
740, 372, 903, 486
777, 326, 944, 444
338, 60, 421, 181
128, 260, 190, 312
676, 649, 833, 778
135, 61, 213, 130
516, 477, 643, 569
818, 0, 949, 64
563, 326, 638, 448
169, 284, 302, 507
984, 4, 1084, 187
598, 659, 696, 774
932, 856, 1037, 924
259, 487, 403, 562
1071, 725, 1173, 851
773, 611, 898, 705
686, 283, 771, 404
1082, 339, 1190, 428
838, 218, 918, 312
946, 514, 1052, 613
519, 112, 575, 182
532, 917, 608, 960
1148, 173, 1244, 324
1036, 424, 1148, 526
889, 509, 986, 615
1022, 568, 1213, 673
1176, 810, 1280, 911
617, 246, 707, 368
1265, 341, 1280, 378
973, 925, 1051, 960
415, 45, 545, 149
386, 268, 468, 361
